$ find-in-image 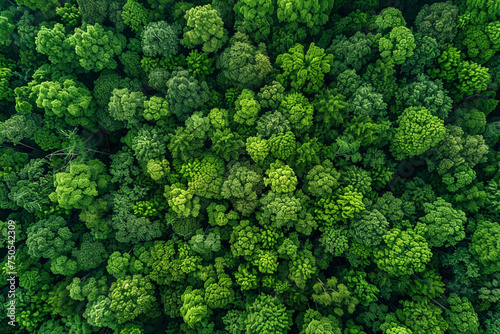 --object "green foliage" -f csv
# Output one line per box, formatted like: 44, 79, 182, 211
246, 135, 269, 165
264, 160, 298, 194
469, 220, 500, 274
56, 3, 81, 28
328, 32, 374, 75
109, 274, 158, 324
395, 298, 448, 334
312, 276, 359, 316
121, 0, 151, 33
216, 32, 272, 89
268, 131, 297, 161
245, 294, 293, 333
142, 21, 180, 58
351, 209, 389, 247
26, 216, 74, 259
166, 68, 210, 121
164, 184, 201, 218
2, 2, 499, 333
221, 162, 263, 215
419, 198, 466, 248
402, 33, 441, 76
276, 0, 335, 34
181, 4, 227, 53
445, 293, 480, 334
375, 7, 406, 32
415, 1, 459, 43
71, 23, 127, 71
374, 227, 432, 277
31, 79, 96, 129
35, 23, 78, 67
143, 96, 170, 122
456, 60, 490, 97
257, 80, 286, 110
49, 159, 110, 210
391, 107, 447, 160
305, 159, 340, 198
234, 0, 274, 43
234, 89, 260, 126
379, 26, 416, 65
186, 49, 214, 81
396, 74, 453, 119
278, 92, 315, 134
276, 42, 333, 94
131, 126, 167, 162
0, 114, 40, 145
